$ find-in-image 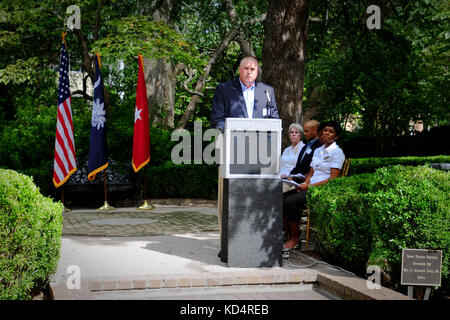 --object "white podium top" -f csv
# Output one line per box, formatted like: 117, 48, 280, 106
219, 118, 282, 179
224, 118, 282, 132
